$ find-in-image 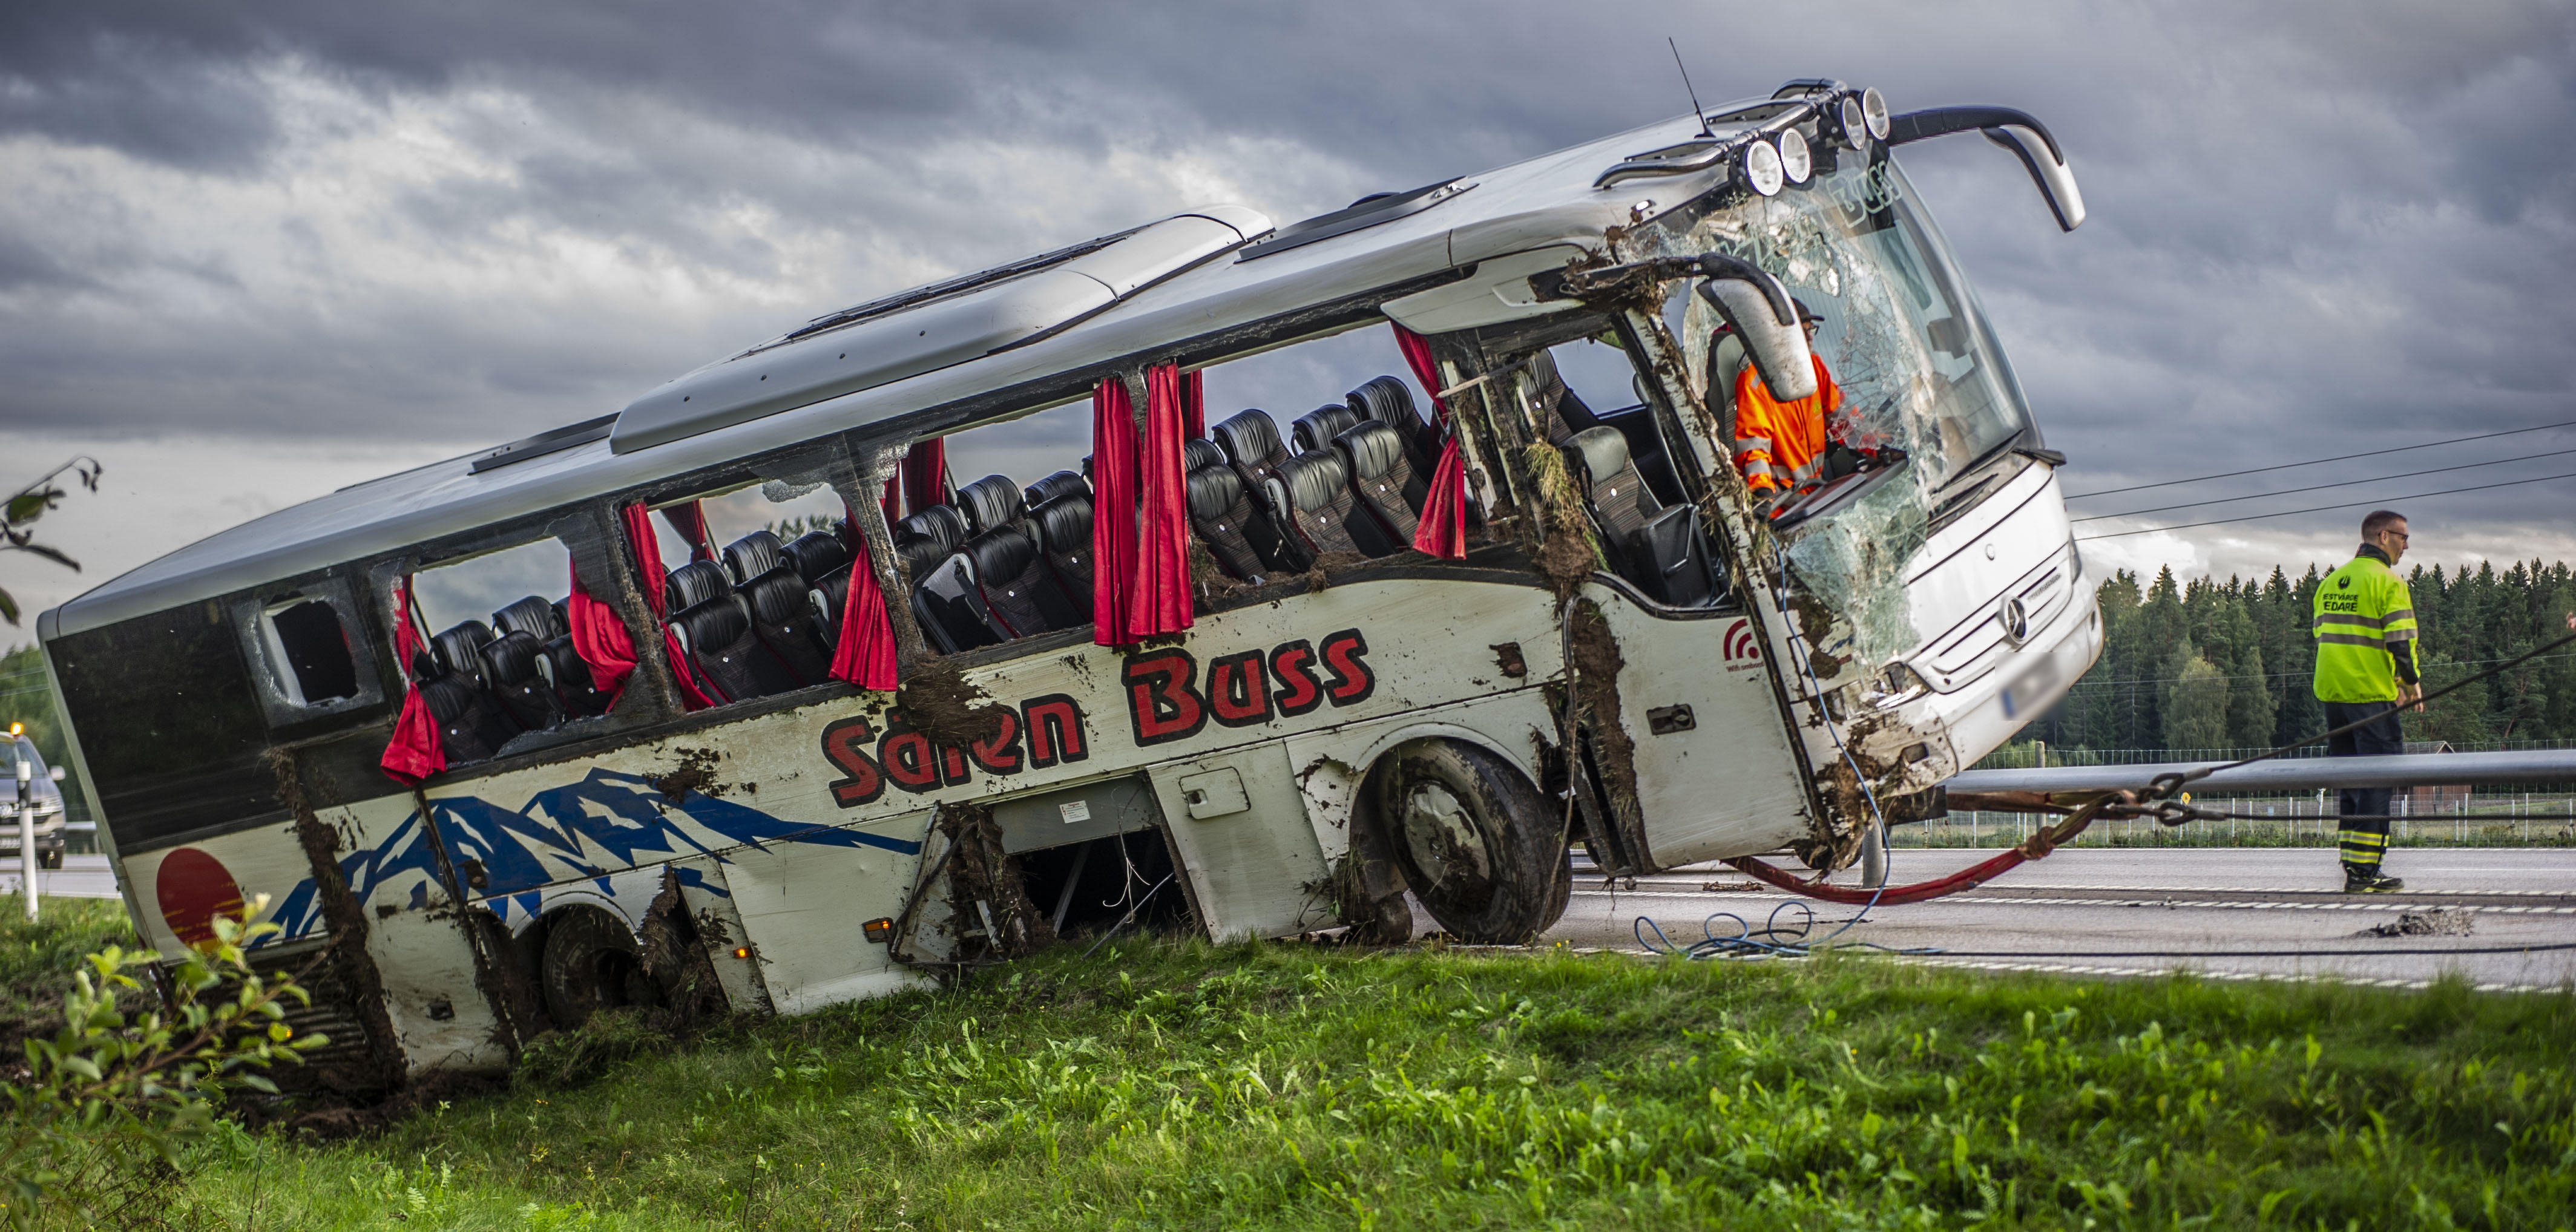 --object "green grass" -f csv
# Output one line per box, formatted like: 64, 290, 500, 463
146, 941, 2576, 1230
1, 895, 135, 1029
